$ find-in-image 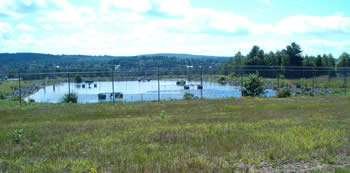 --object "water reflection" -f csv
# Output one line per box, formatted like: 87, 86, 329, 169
25, 79, 276, 103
